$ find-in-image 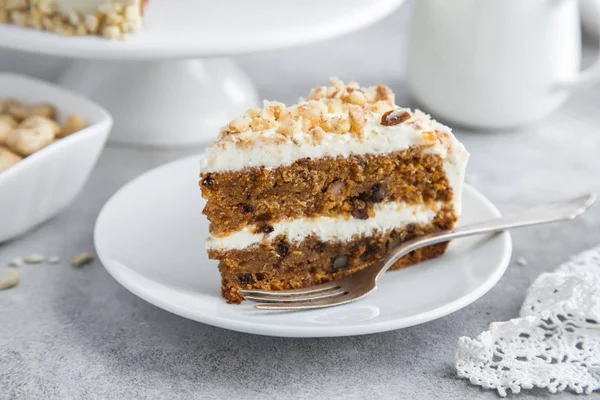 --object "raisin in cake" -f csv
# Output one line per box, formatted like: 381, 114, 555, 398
199, 78, 470, 303
1, 0, 147, 39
